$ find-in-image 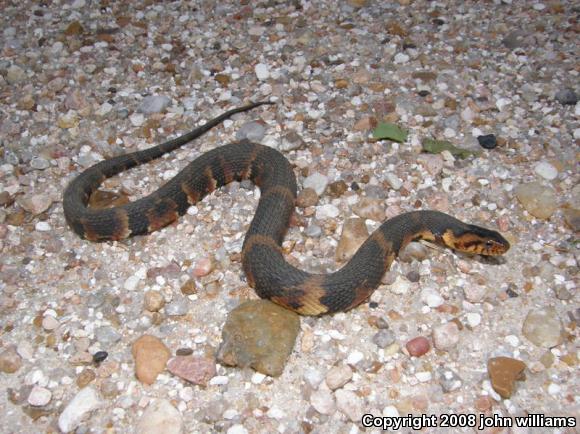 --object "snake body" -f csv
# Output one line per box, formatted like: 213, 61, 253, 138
63, 102, 510, 315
